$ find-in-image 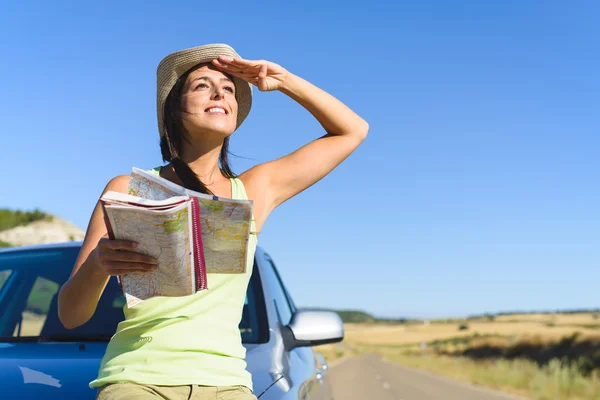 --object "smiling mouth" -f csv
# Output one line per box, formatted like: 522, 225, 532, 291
205, 107, 228, 115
